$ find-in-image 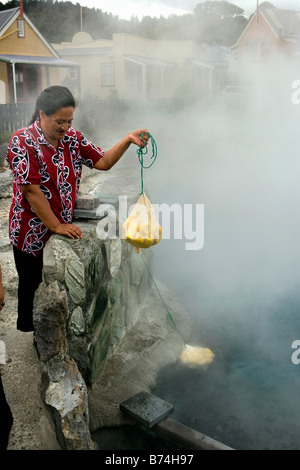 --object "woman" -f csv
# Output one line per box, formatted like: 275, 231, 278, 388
6, 85, 149, 332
